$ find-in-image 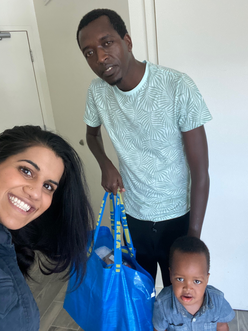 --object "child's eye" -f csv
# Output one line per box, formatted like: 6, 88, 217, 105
43, 183, 55, 192
194, 280, 202, 285
176, 278, 184, 282
20, 166, 32, 177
